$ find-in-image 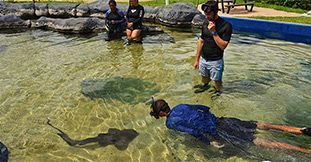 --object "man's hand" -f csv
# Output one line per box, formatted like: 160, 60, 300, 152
194, 60, 199, 70
111, 20, 116, 24
211, 141, 225, 149
208, 21, 216, 32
